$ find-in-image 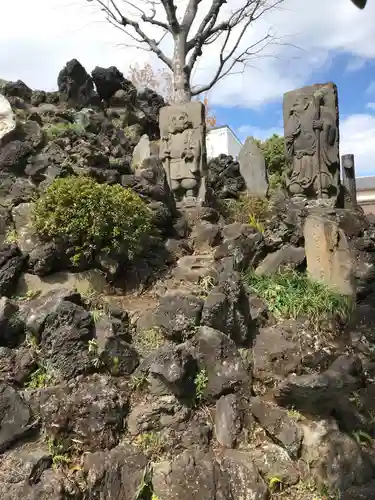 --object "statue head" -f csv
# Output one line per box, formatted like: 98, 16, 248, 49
169, 110, 190, 133
291, 94, 311, 115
